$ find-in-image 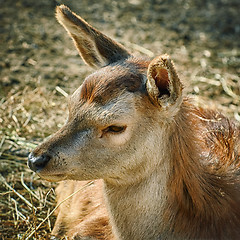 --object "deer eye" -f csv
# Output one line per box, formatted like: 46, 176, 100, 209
105, 125, 126, 134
